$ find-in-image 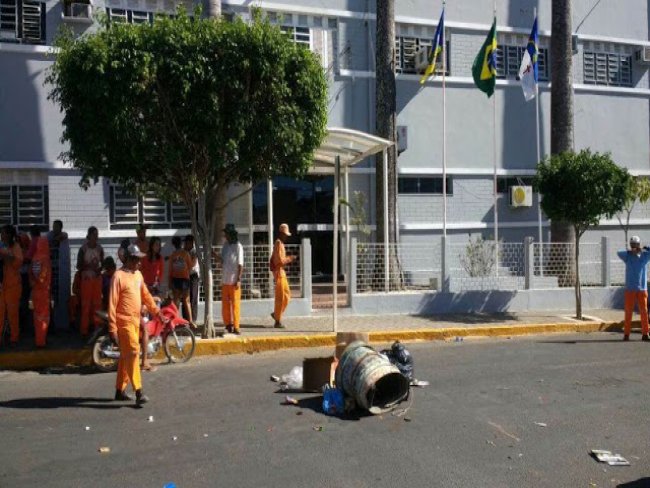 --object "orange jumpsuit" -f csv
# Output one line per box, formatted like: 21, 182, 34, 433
29, 239, 51, 347
77, 242, 104, 335
108, 268, 159, 393
0, 242, 23, 344
271, 239, 292, 323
